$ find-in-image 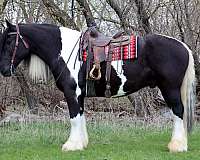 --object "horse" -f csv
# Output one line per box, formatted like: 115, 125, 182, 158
0, 21, 195, 153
